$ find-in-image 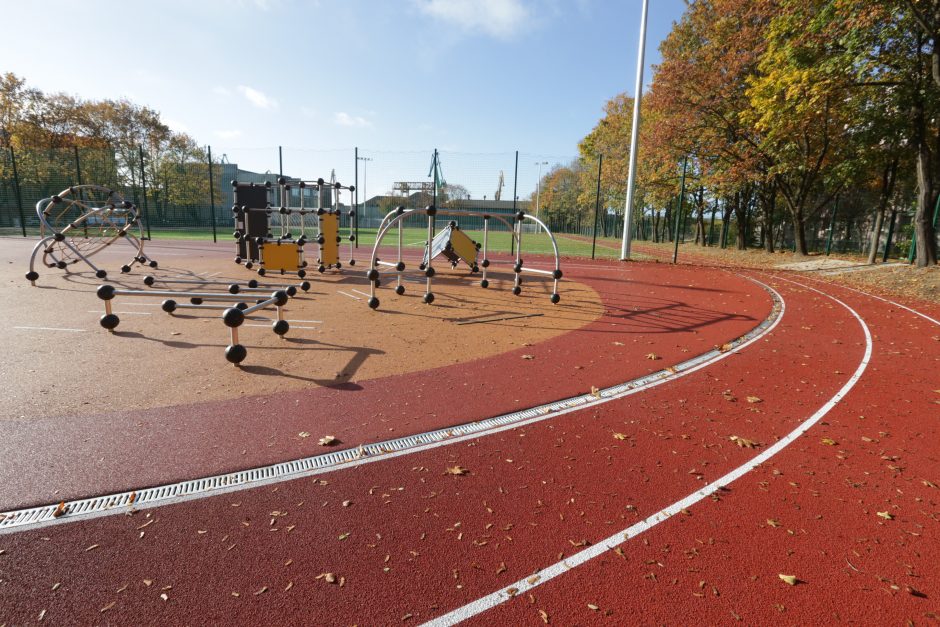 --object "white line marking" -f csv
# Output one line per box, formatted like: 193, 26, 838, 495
337, 290, 362, 300
0, 278, 784, 534
13, 326, 86, 333
86, 310, 152, 316
423, 276, 872, 627
351, 288, 371, 298
119, 303, 160, 308
287, 319, 322, 323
